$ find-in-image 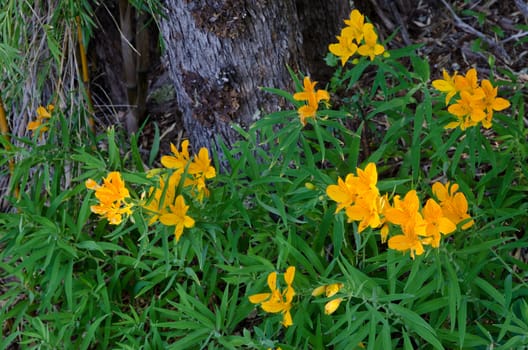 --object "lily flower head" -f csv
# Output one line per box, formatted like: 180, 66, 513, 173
422, 198, 456, 248
27, 104, 54, 138
387, 223, 426, 259
432, 69, 459, 105
249, 266, 296, 327
161, 140, 190, 172
480, 79, 511, 129
344, 9, 366, 43
329, 27, 358, 66
454, 68, 480, 94
159, 194, 195, 241
293, 76, 330, 126
85, 171, 133, 225
432, 182, 474, 229
357, 23, 385, 61
326, 174, 359, 213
